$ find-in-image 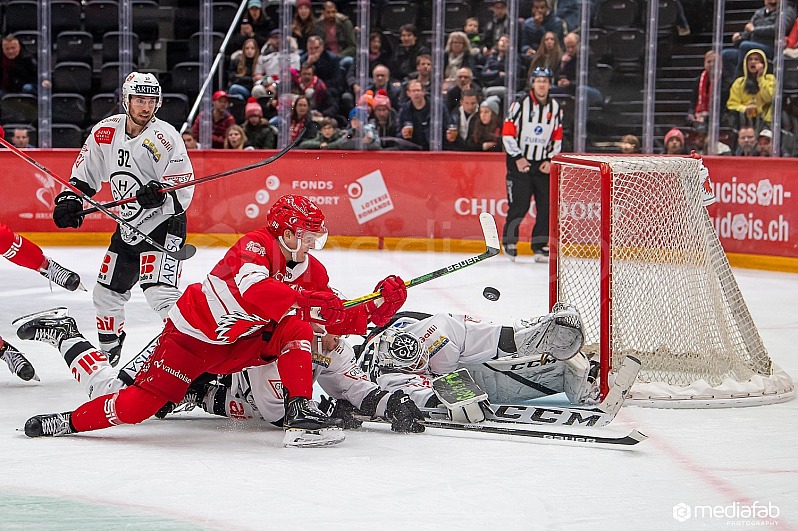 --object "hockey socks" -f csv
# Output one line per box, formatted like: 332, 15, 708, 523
0, 225, 46, 271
